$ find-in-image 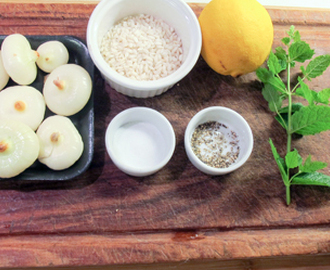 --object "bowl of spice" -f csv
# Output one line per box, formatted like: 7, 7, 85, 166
86, 0, 202, 98
105, 107, 176, 177
184, 106, 253, 175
